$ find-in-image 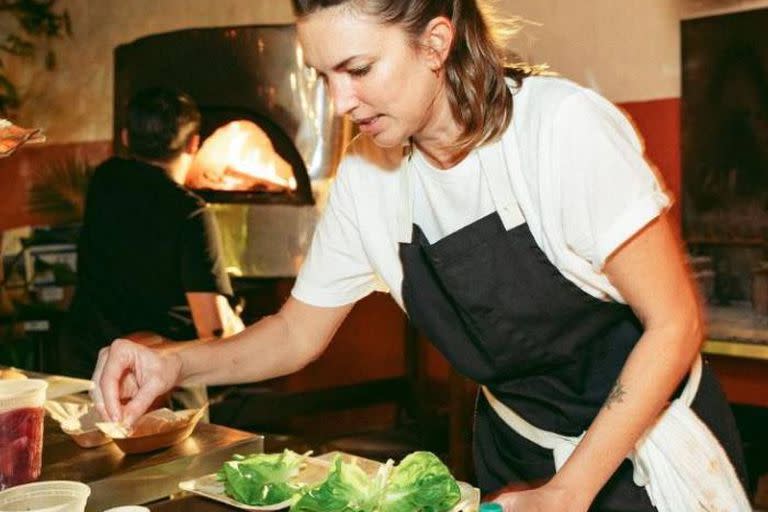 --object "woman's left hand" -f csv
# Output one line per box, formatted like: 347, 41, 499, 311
491, 484, 587, 512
